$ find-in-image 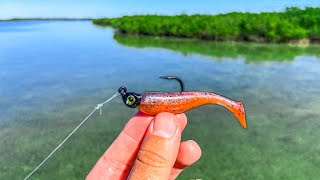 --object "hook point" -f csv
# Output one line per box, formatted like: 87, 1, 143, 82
159, 76, 185, 92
